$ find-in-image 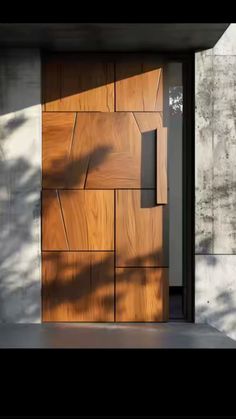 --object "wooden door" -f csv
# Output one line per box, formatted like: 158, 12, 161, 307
42, 54, 168, 322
